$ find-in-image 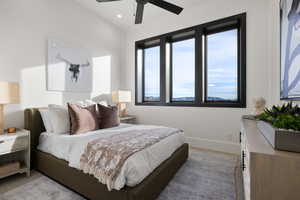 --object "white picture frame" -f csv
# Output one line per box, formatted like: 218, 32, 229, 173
47, 39, 93, 92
